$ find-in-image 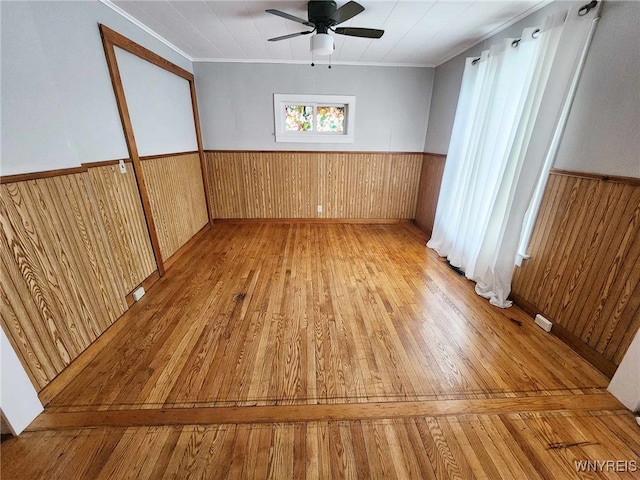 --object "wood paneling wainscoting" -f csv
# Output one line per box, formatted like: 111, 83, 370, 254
0, 27, 212, 399
0, 152, 209, 394
205, 151, 423, 219
414, 153, 446, 236
141, 152, 209, 261
512, 169, 640, 377
87, 163, 156, 293
0, 174, 128, 390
